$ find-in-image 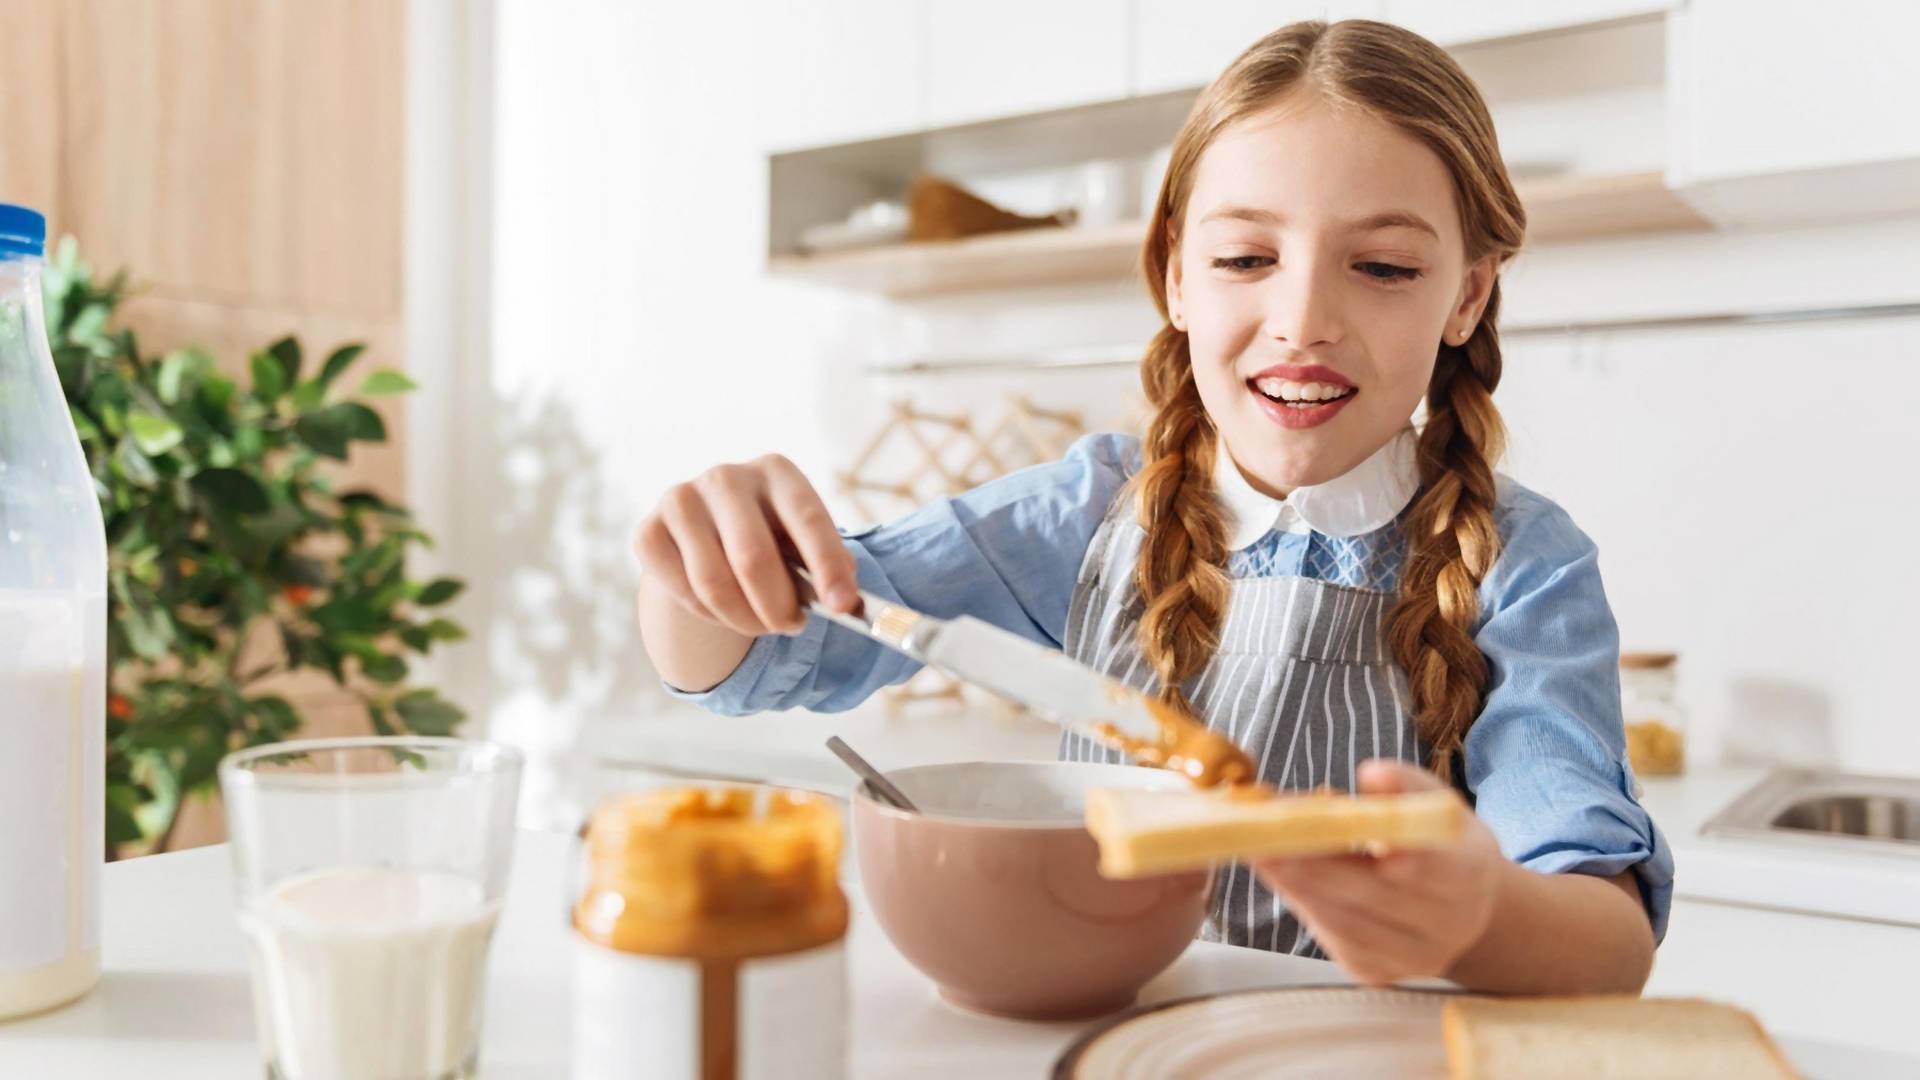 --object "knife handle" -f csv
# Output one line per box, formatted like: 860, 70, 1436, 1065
790, 564, 877, 629
791, 565, 933, 653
